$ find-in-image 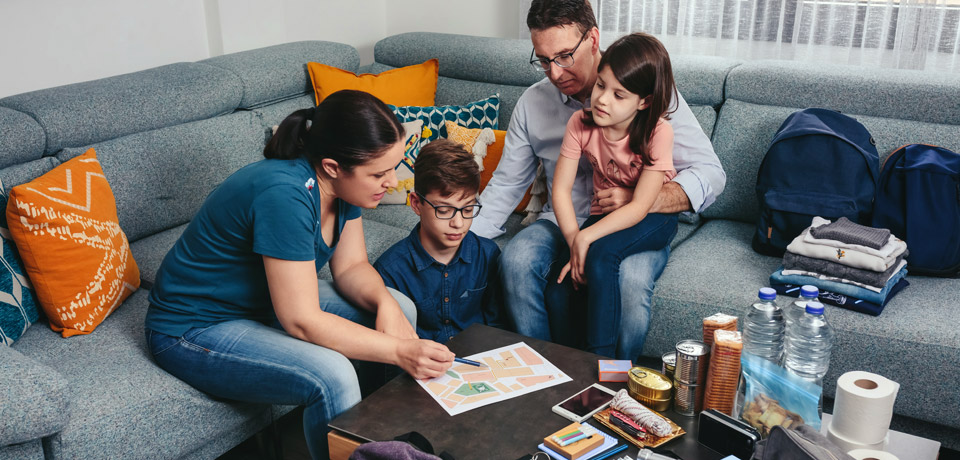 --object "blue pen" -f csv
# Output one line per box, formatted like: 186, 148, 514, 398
587, 444, 627, 460
454, 357, 486, 367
